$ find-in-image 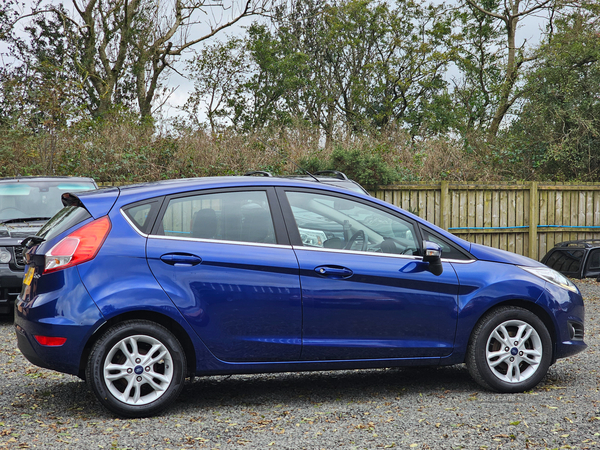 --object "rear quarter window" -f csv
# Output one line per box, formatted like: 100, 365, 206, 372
122, 200, 161, 235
